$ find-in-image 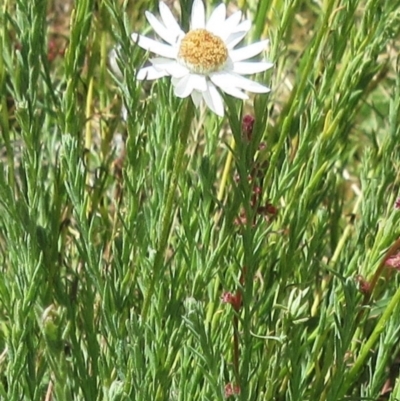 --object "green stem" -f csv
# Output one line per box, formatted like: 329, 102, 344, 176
141, 98, 195, 320
340, 284, 400, 397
